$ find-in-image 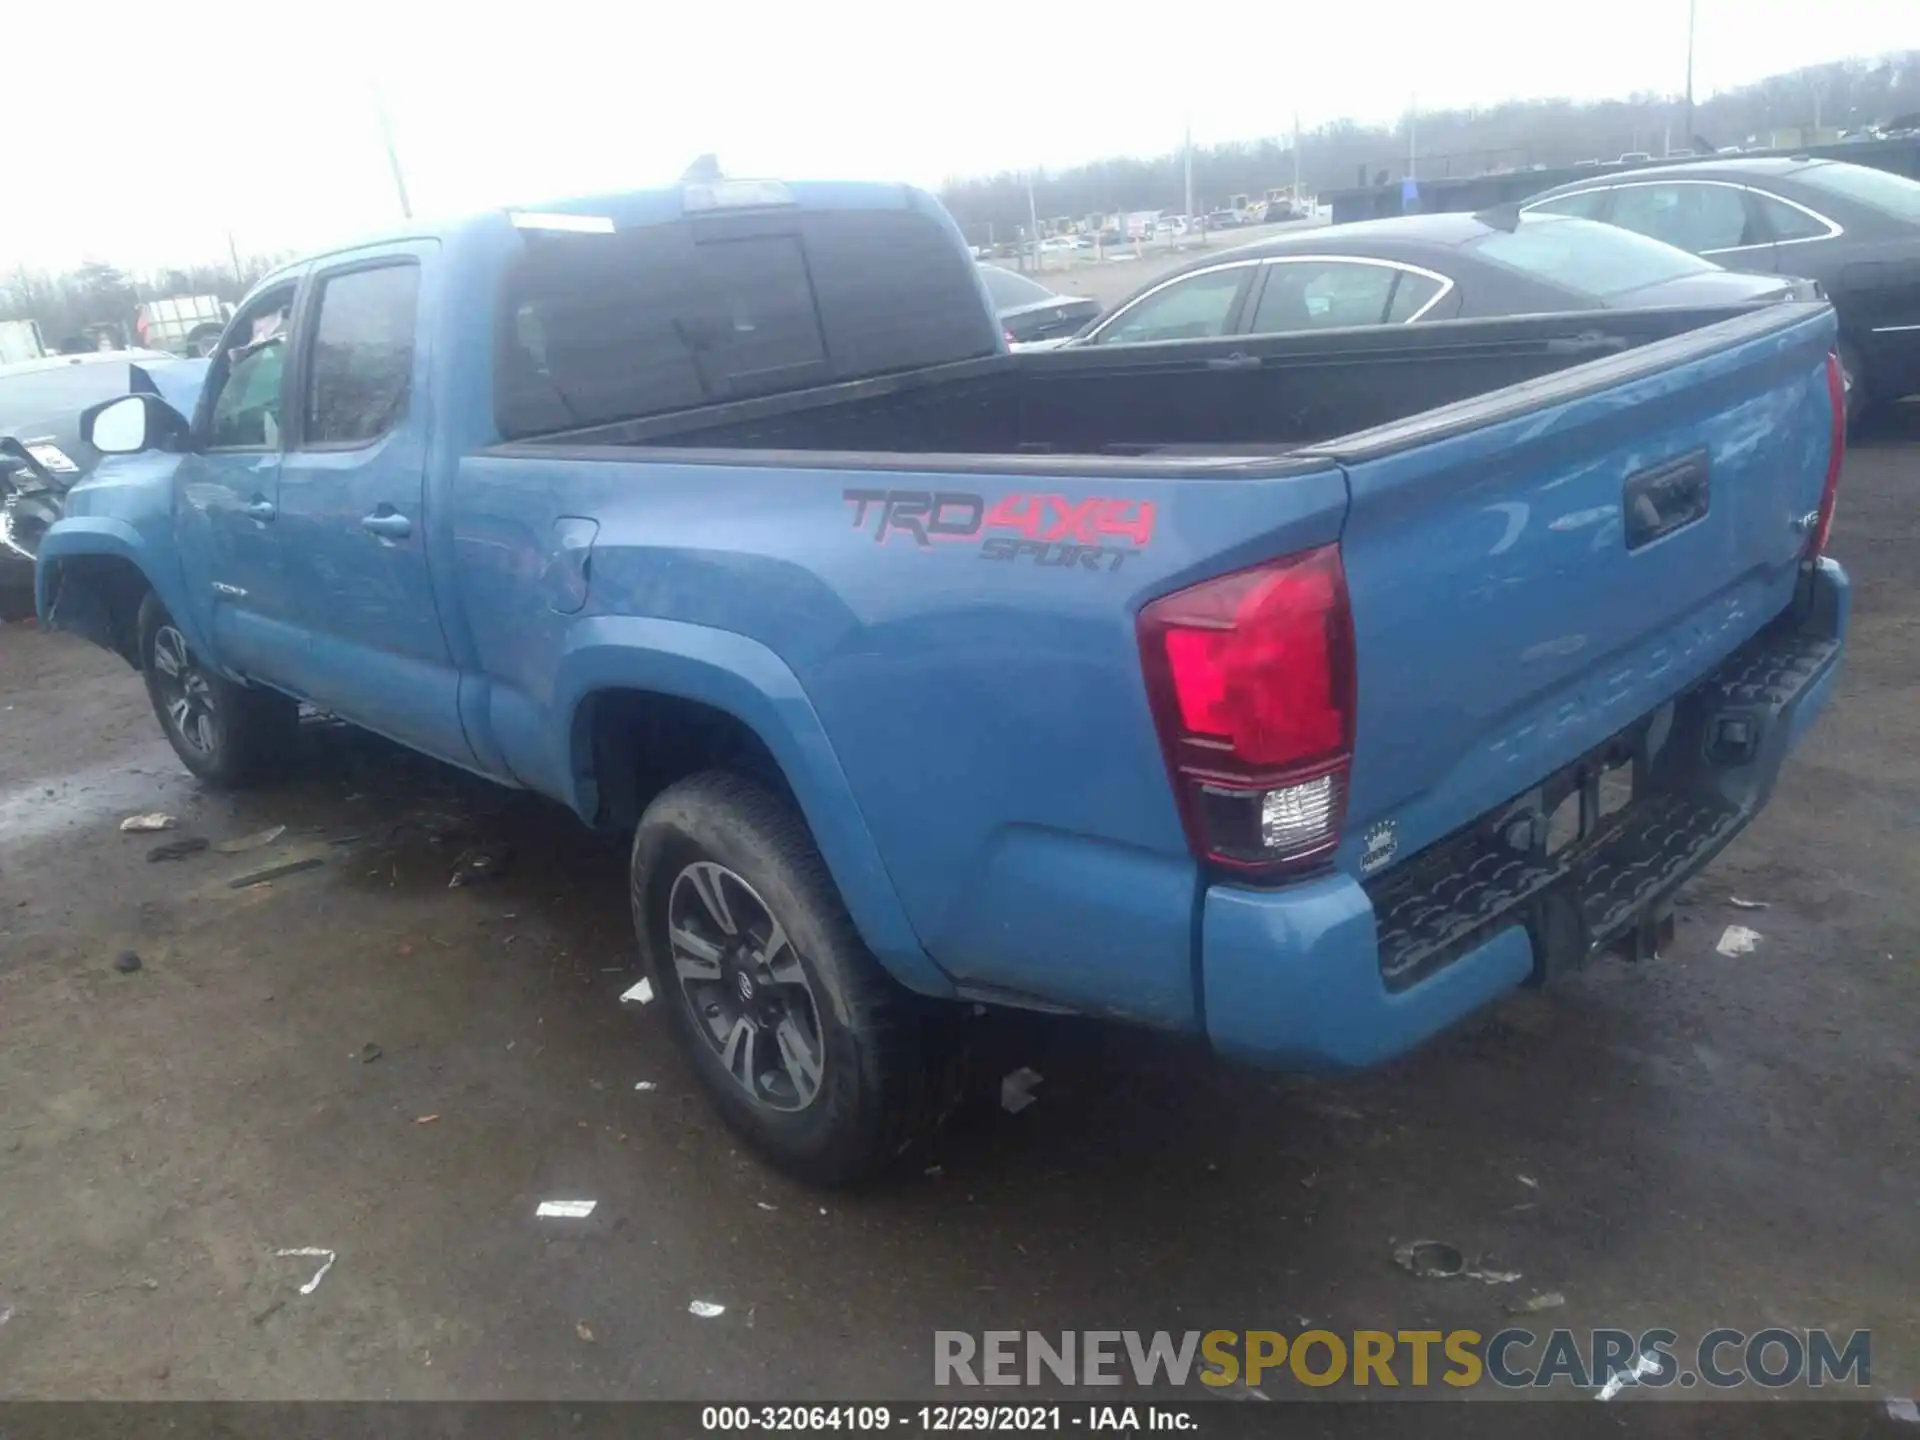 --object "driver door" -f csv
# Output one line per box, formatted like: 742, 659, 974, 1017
173, 275, 308, 686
